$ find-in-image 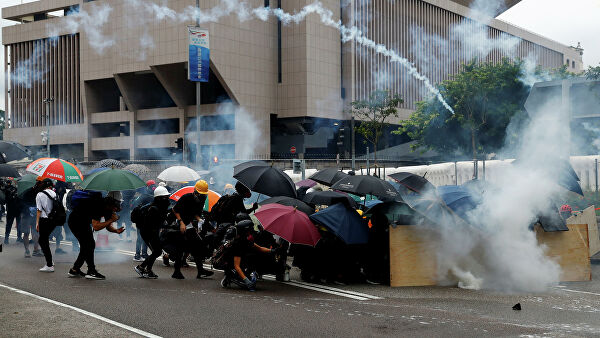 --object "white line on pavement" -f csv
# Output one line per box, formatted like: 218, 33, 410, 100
558, 288, 600, 297
0, 282, 162, 338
